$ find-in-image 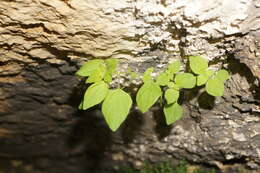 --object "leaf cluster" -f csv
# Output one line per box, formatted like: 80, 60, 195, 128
77, 59, 132, 131
189, 56, 229, 96
76, 56, 230, 131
